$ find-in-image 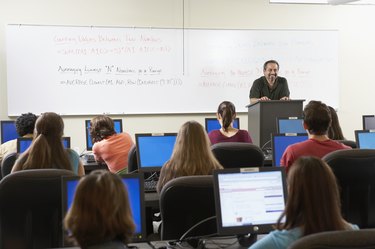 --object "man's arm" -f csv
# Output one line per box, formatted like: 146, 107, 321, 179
250, 96, 271, 104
